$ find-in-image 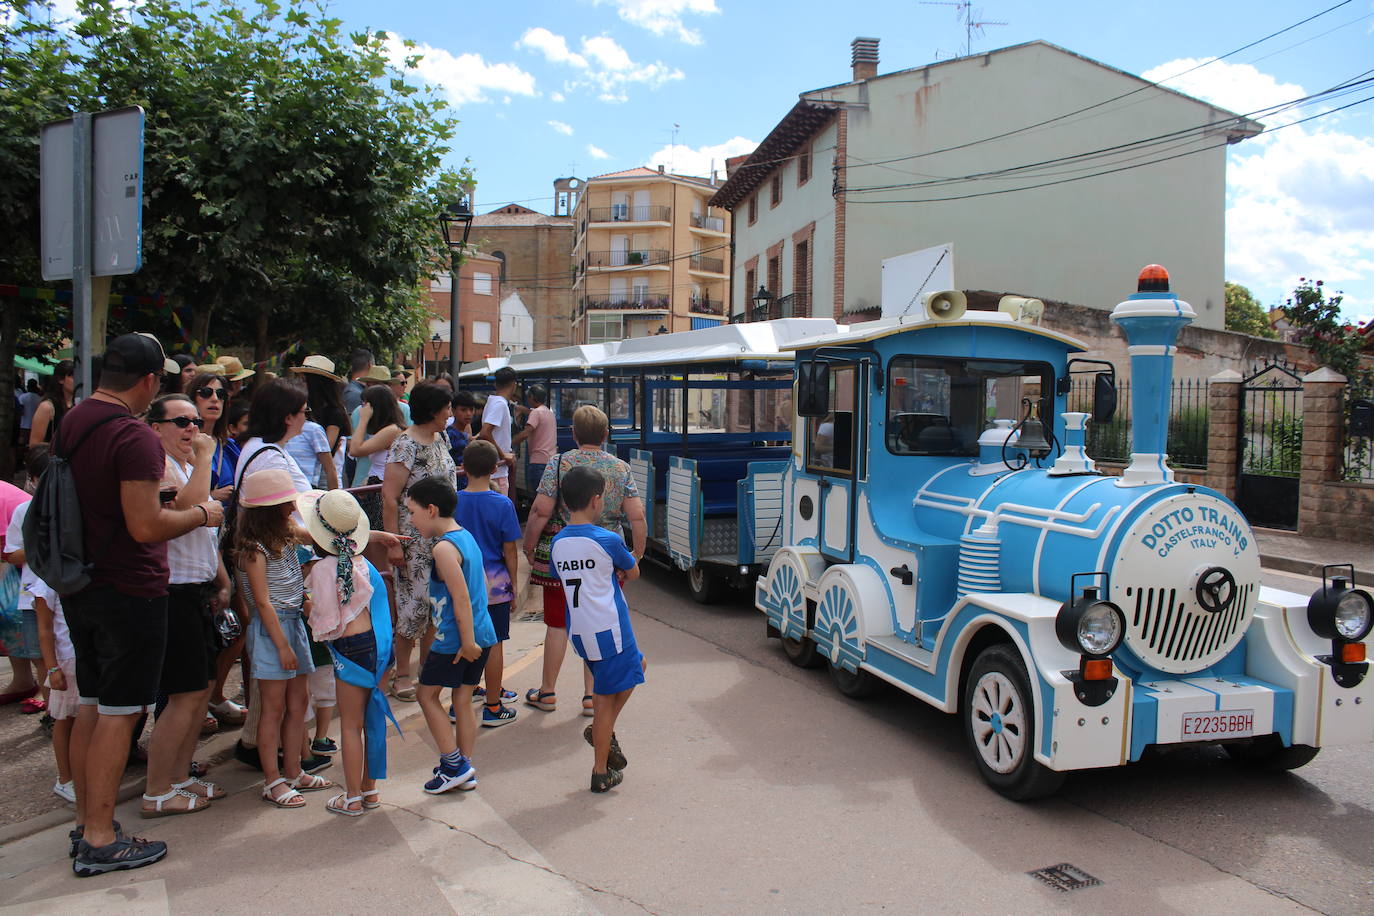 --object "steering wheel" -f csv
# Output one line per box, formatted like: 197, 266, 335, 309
1195, 567, 1237, 614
